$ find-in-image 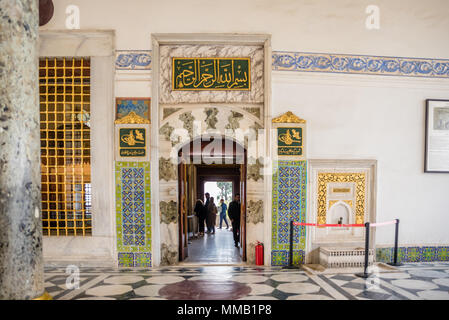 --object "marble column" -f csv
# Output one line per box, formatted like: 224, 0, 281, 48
0, 0, 44, 299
